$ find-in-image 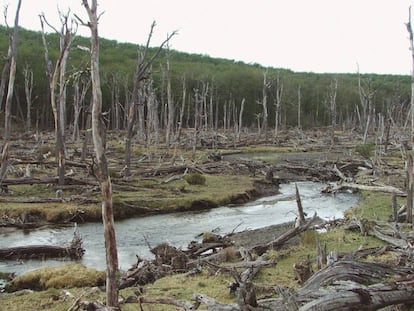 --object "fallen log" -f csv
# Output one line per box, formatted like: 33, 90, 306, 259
298, 260, 414, 300
300, 281, 414, 311
0, 232, 84, 260
250, 213, 318, 255
323, 181, 405, 196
